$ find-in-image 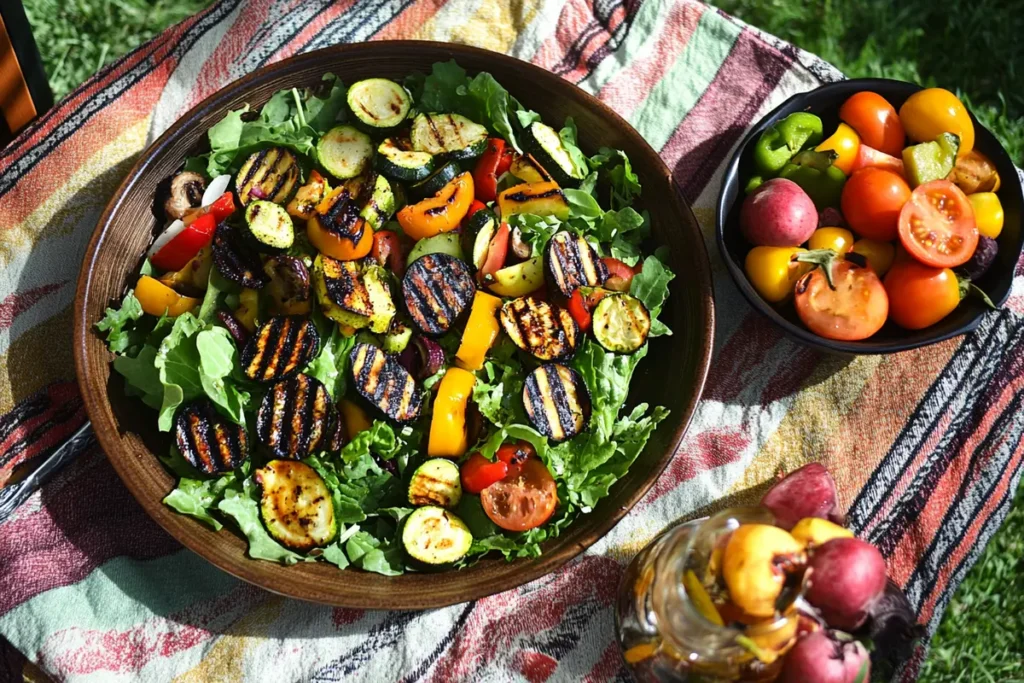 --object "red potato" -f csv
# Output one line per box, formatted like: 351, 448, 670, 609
760, 463, 843, 530
806, 537, 888, 630
741, 178, 818, 247
779, 630, 871, 683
